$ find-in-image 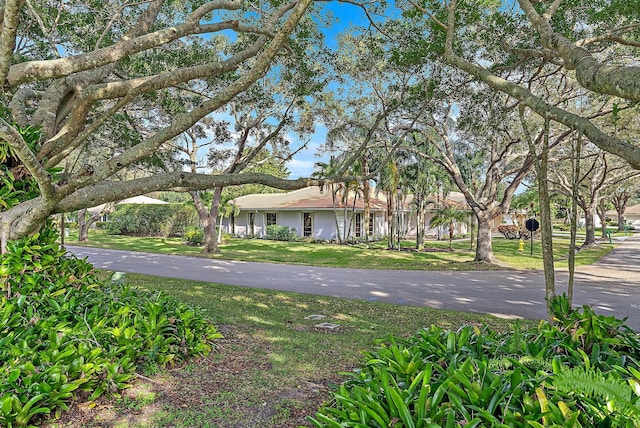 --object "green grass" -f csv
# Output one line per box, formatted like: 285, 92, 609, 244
67, 229, 615, 271
487, 237, 614, 270
123, 273, 523, 427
